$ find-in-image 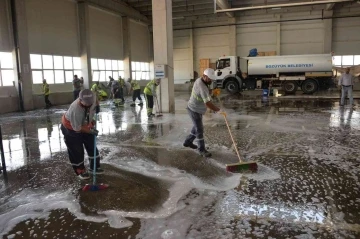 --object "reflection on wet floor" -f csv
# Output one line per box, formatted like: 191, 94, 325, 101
1, 94, 360, 238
